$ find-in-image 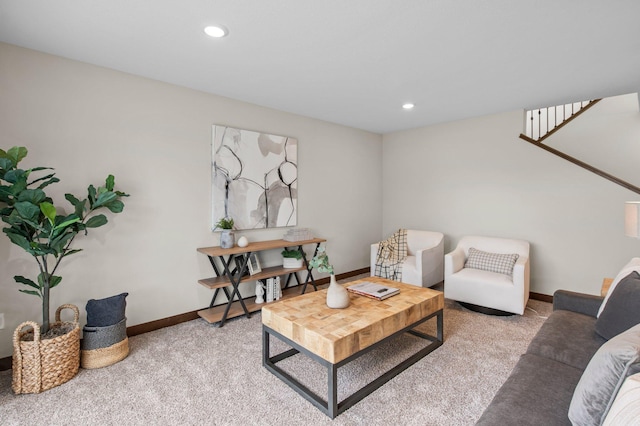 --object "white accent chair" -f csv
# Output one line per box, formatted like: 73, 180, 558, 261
370, 230, 444, 288
444, 235, 530, 315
